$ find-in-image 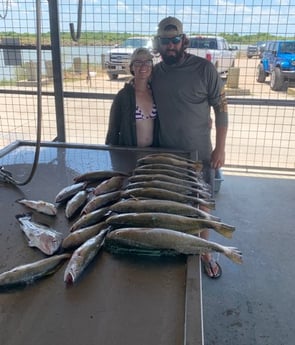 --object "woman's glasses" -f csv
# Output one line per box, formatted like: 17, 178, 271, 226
159, 35, 183, 45
133, 60, 153, 67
